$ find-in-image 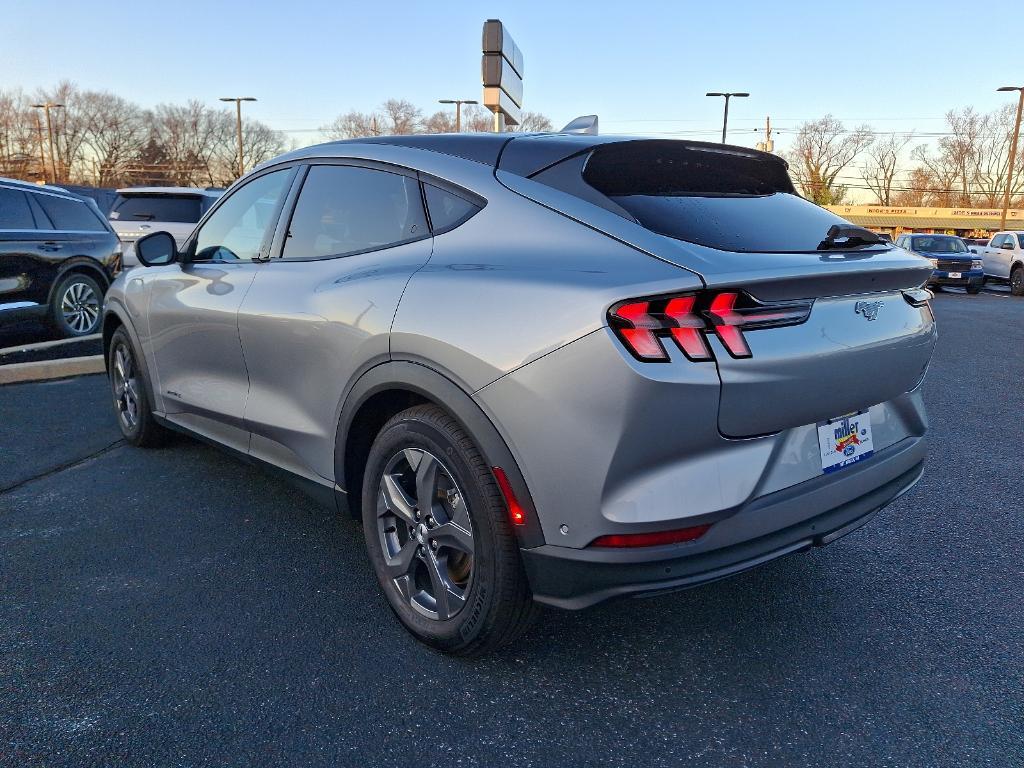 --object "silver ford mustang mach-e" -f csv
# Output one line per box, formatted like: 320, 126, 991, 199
104, 132, 935, 655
